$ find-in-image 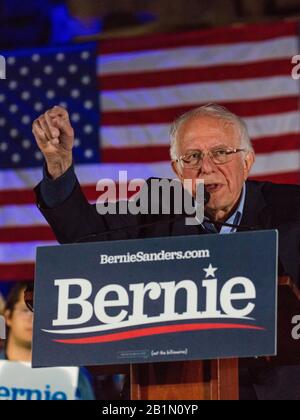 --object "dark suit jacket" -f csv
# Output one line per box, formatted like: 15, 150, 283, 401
35, 178, 300, 288
35, 178, 300, 400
